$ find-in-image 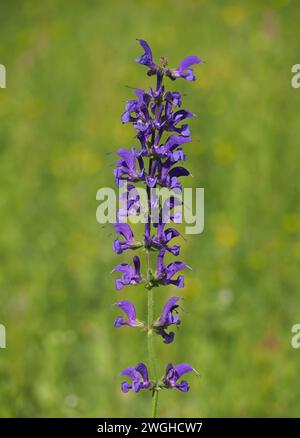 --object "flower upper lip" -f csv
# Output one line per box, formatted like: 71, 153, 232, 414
114, 300, 144, 328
